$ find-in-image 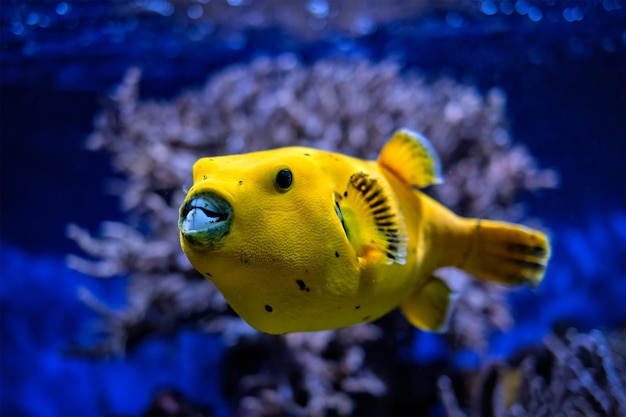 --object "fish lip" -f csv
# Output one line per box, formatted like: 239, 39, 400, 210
179, 192, 232, 246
